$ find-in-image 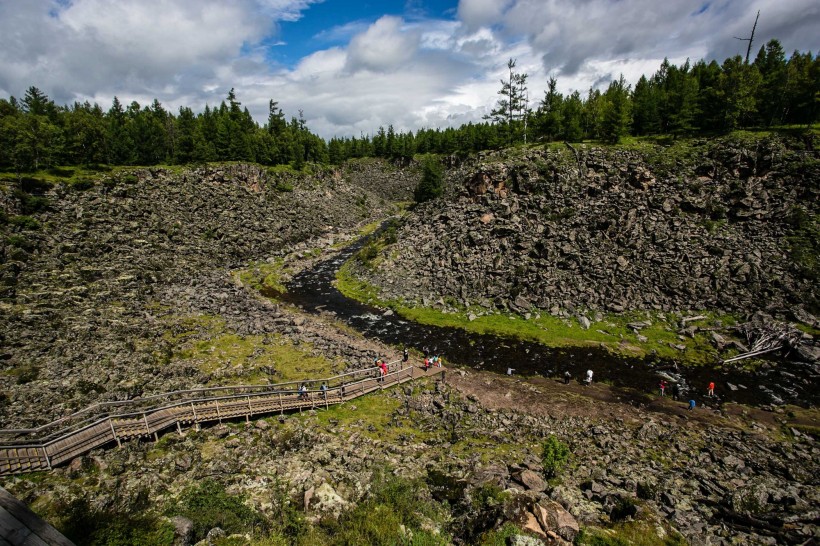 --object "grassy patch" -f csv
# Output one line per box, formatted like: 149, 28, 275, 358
237, 260, 291, 297
578, 521, 686, 546
336, 263, 736, 364
178, 332, 338, 381
169, 479, 269, 542
161, 313, 341, 383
